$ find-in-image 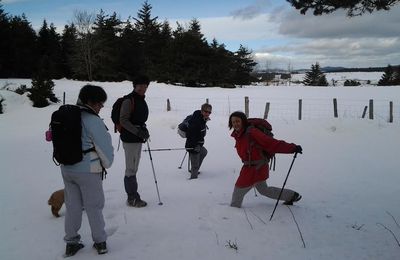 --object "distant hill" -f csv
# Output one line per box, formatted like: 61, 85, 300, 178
318, 65, 399, 73
320, 66, 380, 73
255, 65, 399, 74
